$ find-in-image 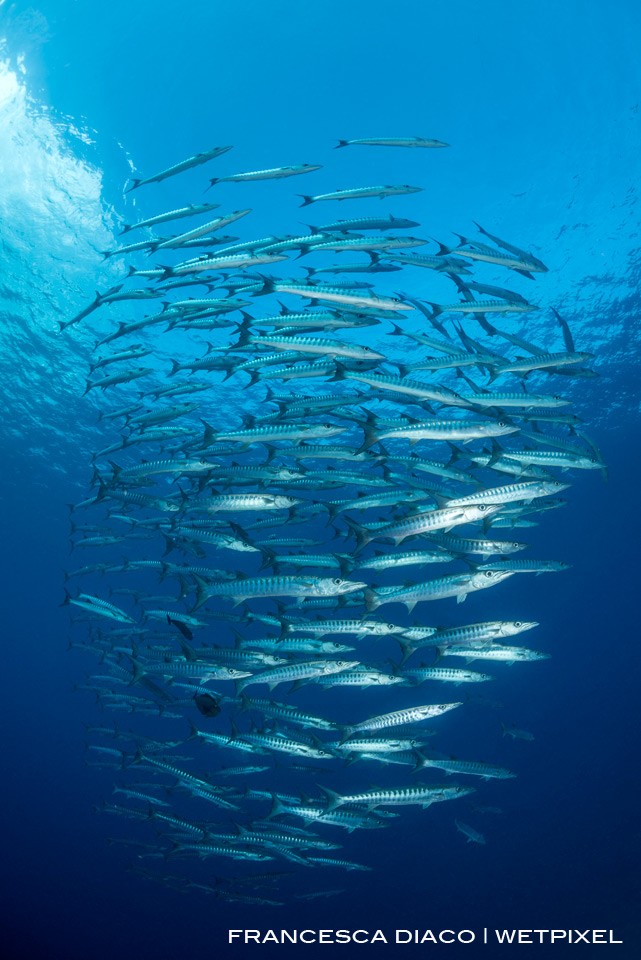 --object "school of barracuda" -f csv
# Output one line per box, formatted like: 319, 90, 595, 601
64, 136, 604, 903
